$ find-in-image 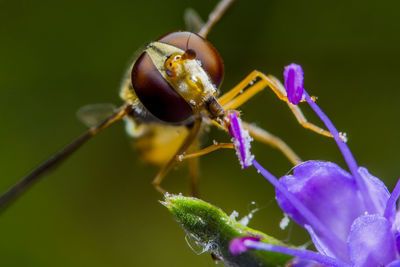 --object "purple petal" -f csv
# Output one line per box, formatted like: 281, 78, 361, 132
347, 214, 397, 267
276, 161, 365, 260
387, 259, 400, 267
358, 167, 390, 215
305, 225, 336, 258
253, 160, 344, 260
391, 211, 400, 254
396, 233, 400, 256
228, 112, 254, 168
284, 63, 304, 105
229, 236, 260, 255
